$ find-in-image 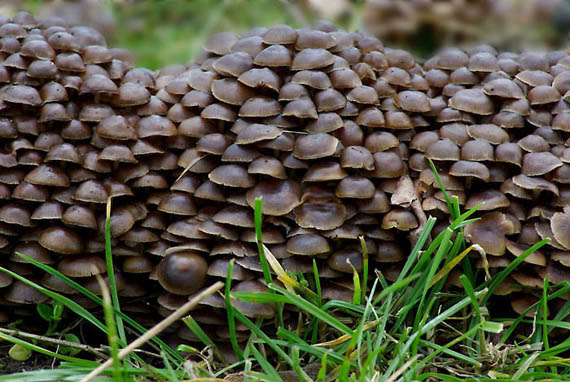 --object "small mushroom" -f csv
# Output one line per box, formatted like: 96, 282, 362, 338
157, 252, 208, 295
